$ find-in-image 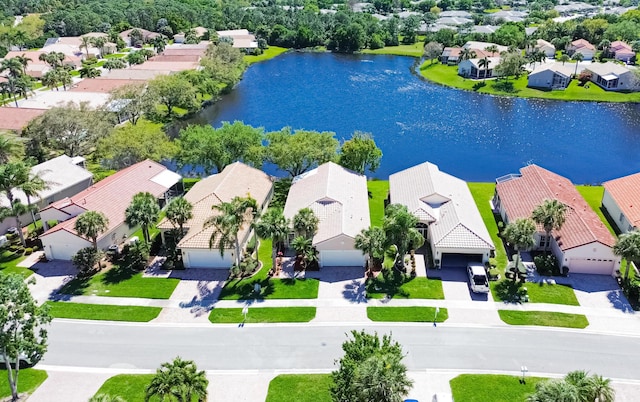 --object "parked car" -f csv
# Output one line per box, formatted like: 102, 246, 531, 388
467, 262, 489, 293
0, 352, 34, 368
